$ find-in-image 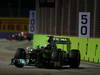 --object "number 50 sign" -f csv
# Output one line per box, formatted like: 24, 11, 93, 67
79, 12, 90, 37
